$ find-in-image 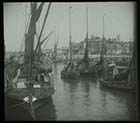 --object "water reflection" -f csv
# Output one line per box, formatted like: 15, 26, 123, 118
53, 63, 58, 80
99, 86, 136, 120
52, 63, 136, 121
80, 78, 90, 109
